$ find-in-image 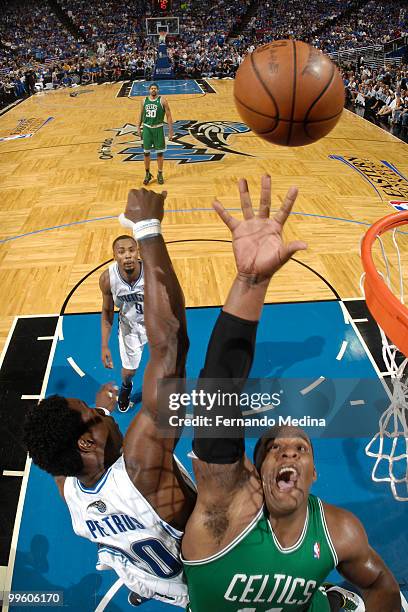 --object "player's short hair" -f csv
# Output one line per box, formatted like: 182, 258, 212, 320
149, 82, 159, 89
253, 426, 314, 473
24, 395, 88, 476
112, 235, 137, 251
